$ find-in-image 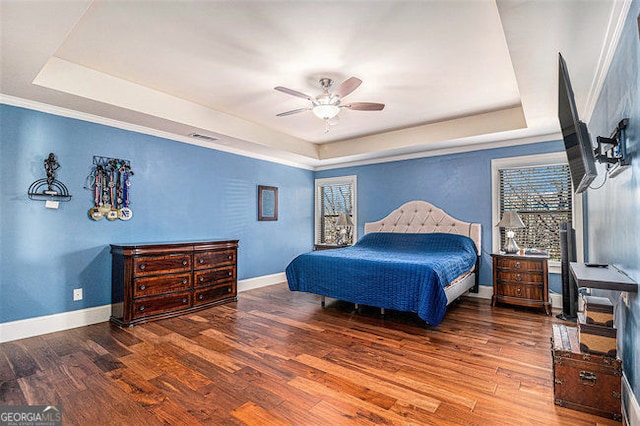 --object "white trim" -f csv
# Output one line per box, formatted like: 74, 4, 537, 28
490, 152, 585, 272
0, 94, 315, 171
314, 132, 562, 171
583, 0, 633, 122
467, 286, 561, 310
238, 272, 286, 293
314, 175, 358, 245
623, 372, 640, 426
0, 272, 288, 343
0, 305, 111, 343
